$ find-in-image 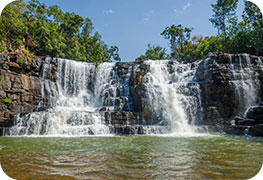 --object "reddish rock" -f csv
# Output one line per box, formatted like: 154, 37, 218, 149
0, 51, 58, 127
